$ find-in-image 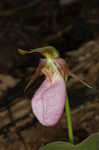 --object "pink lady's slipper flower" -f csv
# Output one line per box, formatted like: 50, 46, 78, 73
31, 59, 66, 126
18, 46, 92, 126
